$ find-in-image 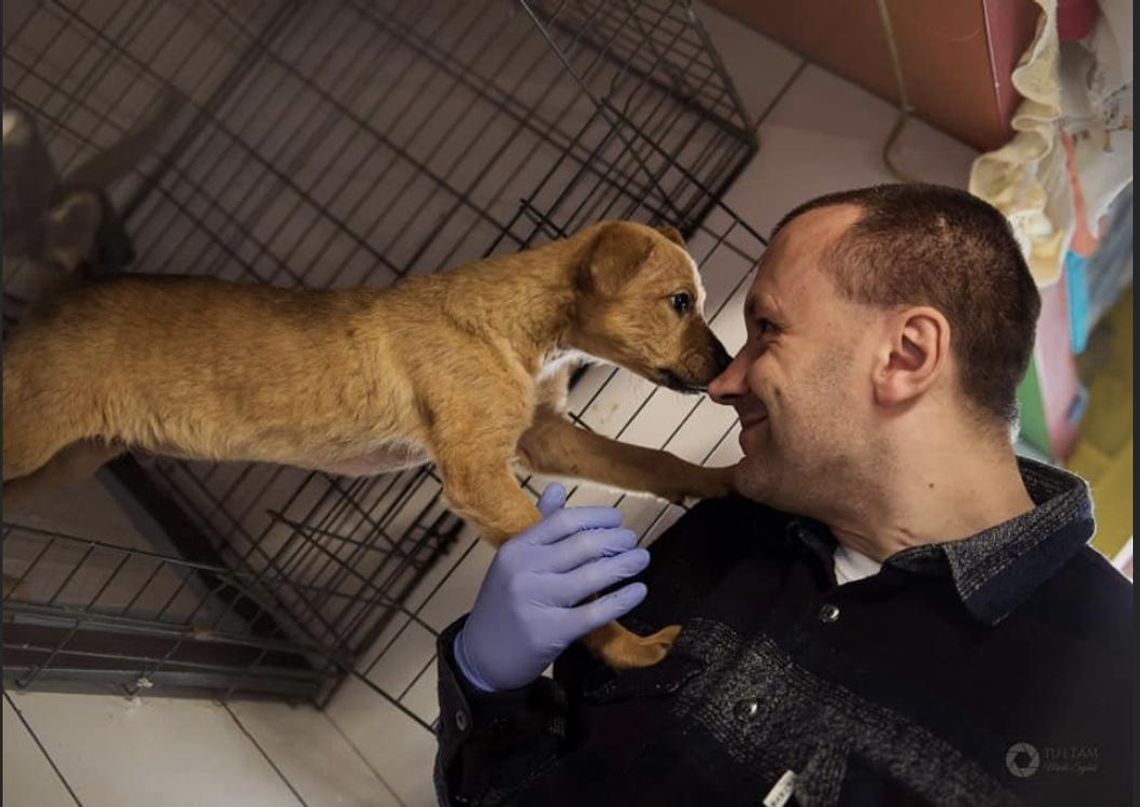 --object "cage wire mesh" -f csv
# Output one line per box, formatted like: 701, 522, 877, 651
2, 0, 767, 716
